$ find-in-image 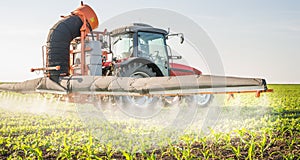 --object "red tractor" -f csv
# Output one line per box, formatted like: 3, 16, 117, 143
67, 23, 212, 106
